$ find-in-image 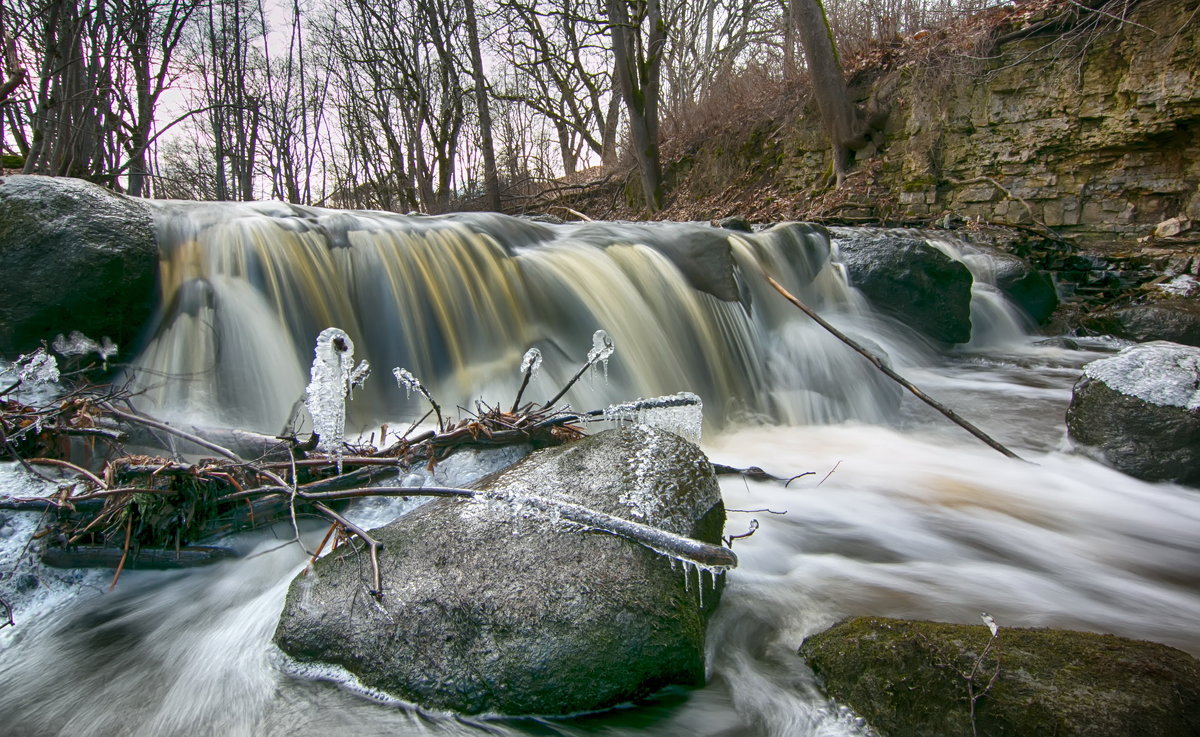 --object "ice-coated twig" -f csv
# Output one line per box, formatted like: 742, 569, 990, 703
393, 367, 443, 430
603, 392, 703, 442
52, 331, 118, 364
275, 483, 737, 570
15, 348, 60, 385
511, 347, 543, 412
544, 329, 616, 408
